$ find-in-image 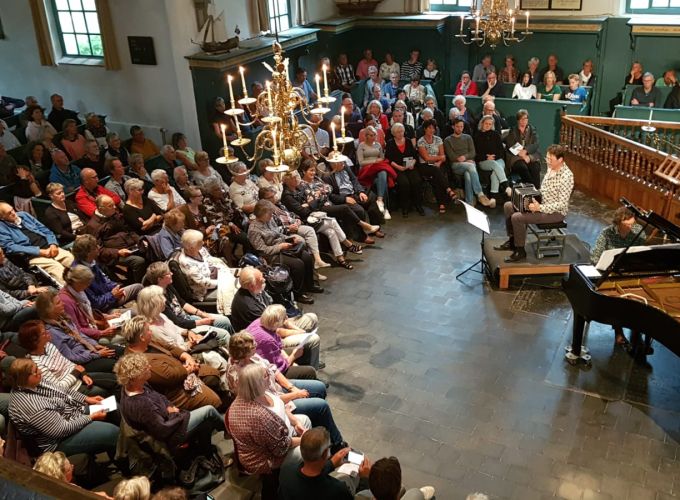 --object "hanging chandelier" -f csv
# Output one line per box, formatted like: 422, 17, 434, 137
455, 0, 532, 48
217, 42, 351, 173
